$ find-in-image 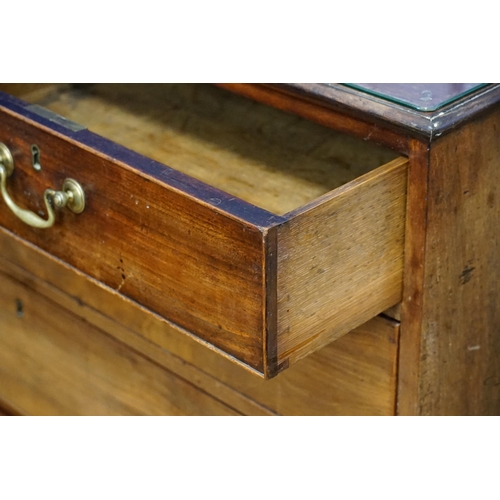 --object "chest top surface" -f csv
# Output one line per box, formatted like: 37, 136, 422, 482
341, 83, 487, 111
274, 83, 500, 140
